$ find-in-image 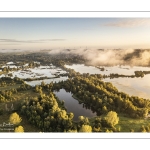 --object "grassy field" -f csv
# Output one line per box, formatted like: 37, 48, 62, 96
0, 89, 39, 111
116, 114, 150, 132
0, 84, 21, 91
89, 113, 150, 132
